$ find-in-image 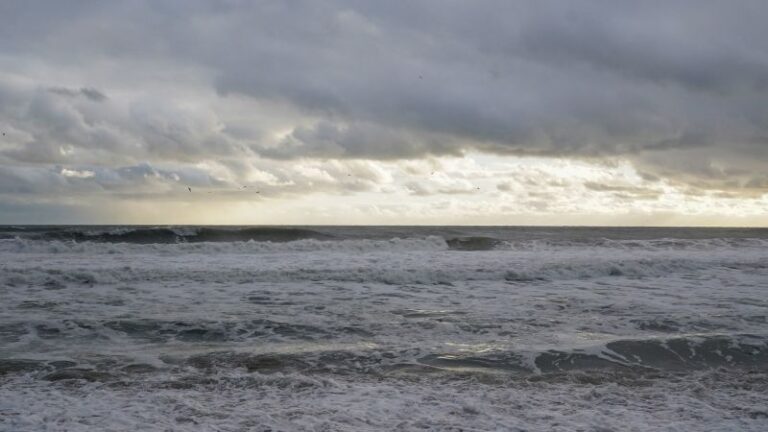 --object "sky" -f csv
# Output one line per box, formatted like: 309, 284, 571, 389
1, 1, 768, 226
